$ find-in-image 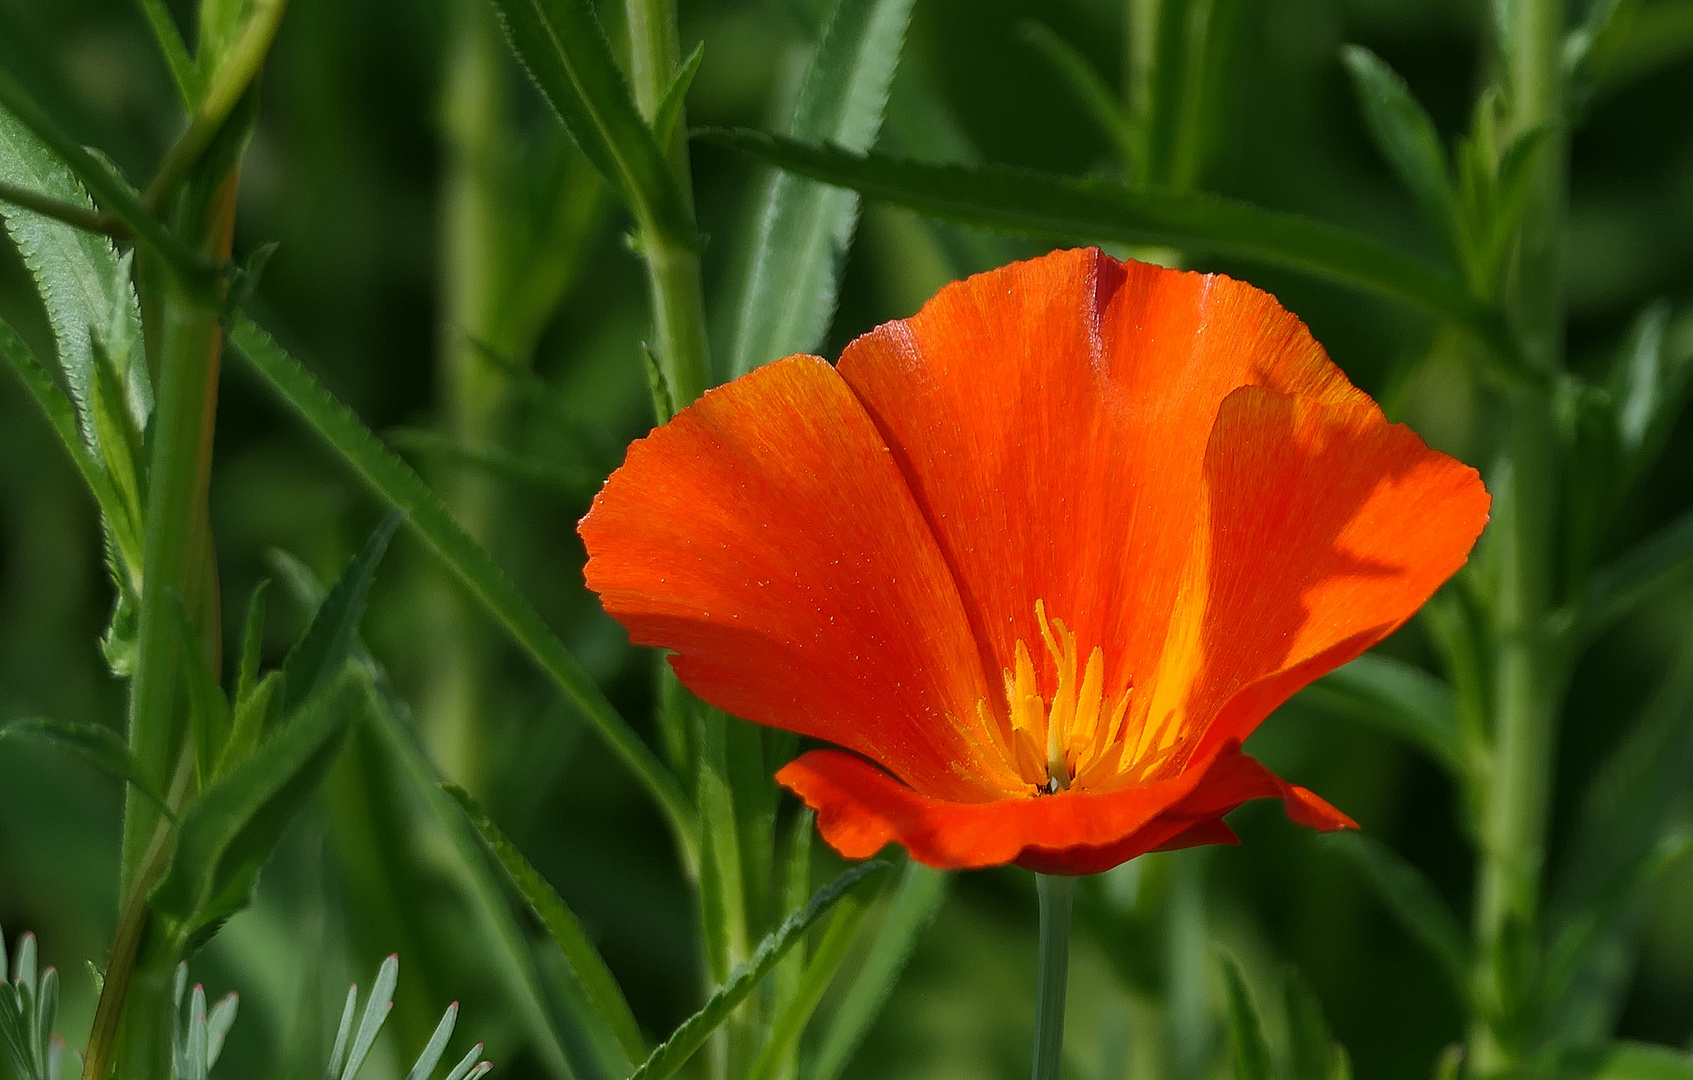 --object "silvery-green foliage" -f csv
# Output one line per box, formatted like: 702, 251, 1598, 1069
326, 956, 491, 1080
0, 926, 64, 1080
170, 965, 238, 1080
